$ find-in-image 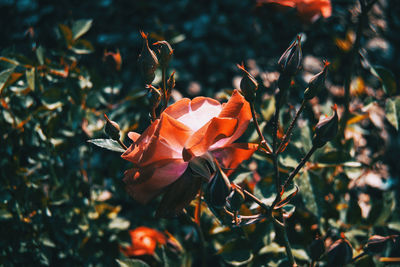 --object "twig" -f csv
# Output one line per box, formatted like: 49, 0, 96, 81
278, 99, 306, 153
250, 102, 272, 153
271, 145, 317, 210
161, 66, 168, 111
